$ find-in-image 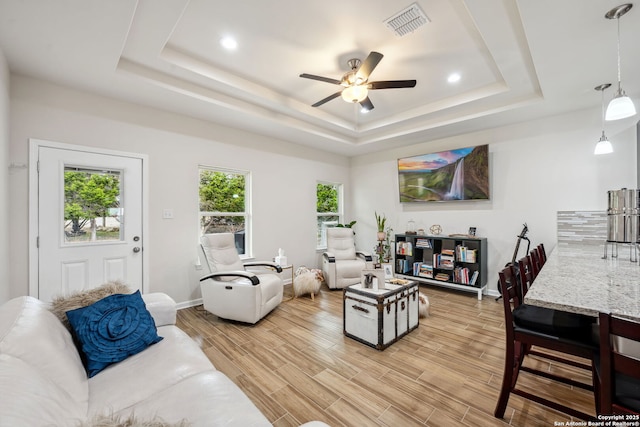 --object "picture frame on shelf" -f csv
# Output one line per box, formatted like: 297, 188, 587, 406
468, 227, 477, 236
382, 263, 394, 280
